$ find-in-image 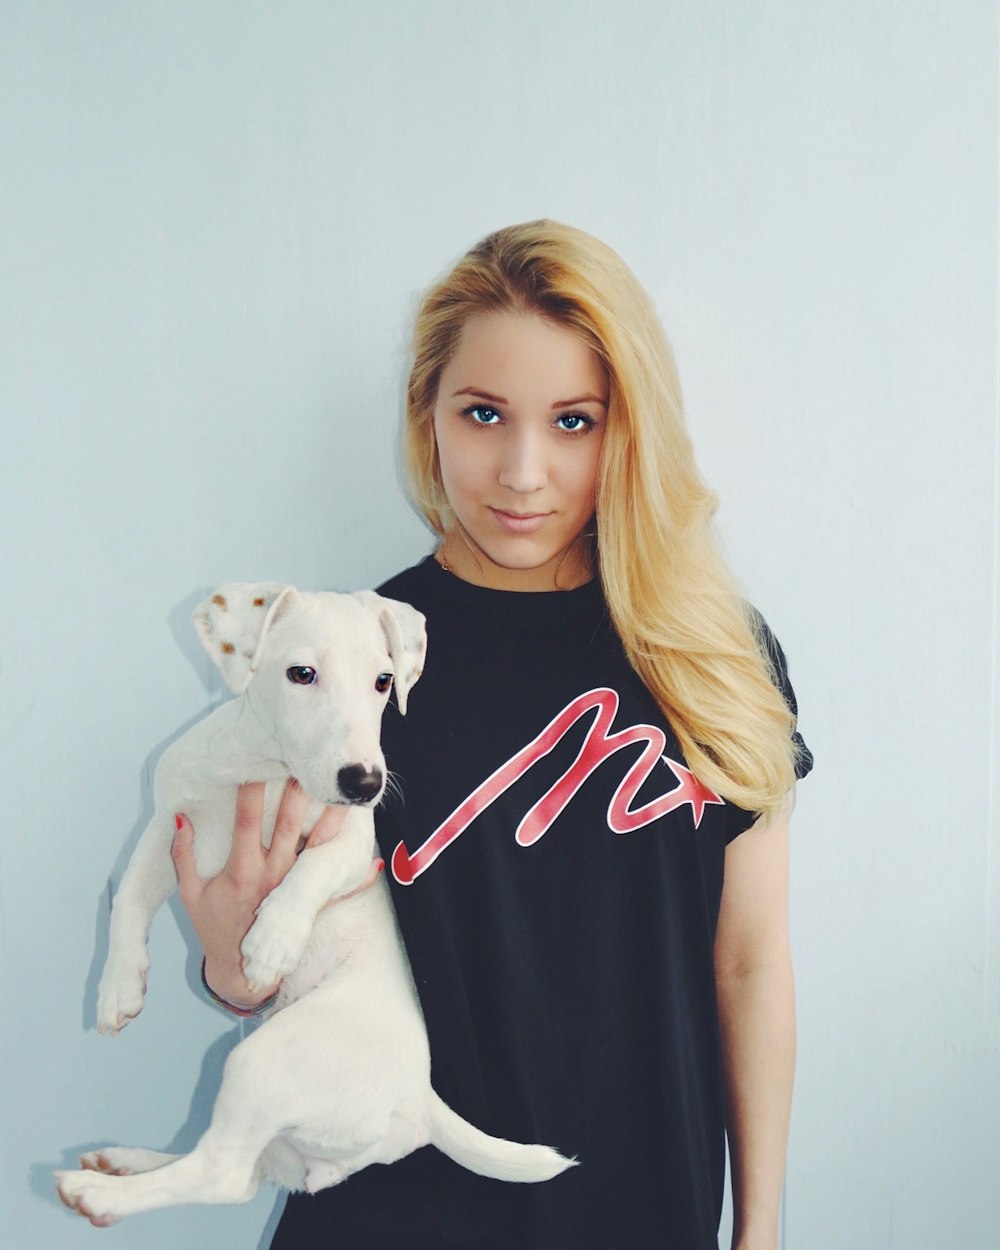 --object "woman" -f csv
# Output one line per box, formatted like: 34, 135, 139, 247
177, 220, 811, 1250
